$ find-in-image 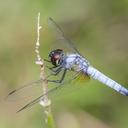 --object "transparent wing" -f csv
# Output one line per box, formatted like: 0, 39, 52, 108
16, 85, 60, 112
6, 73, 53, 102
48, 17, 81, 55
6, 79, 43, 102
16, 70, 90, 112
